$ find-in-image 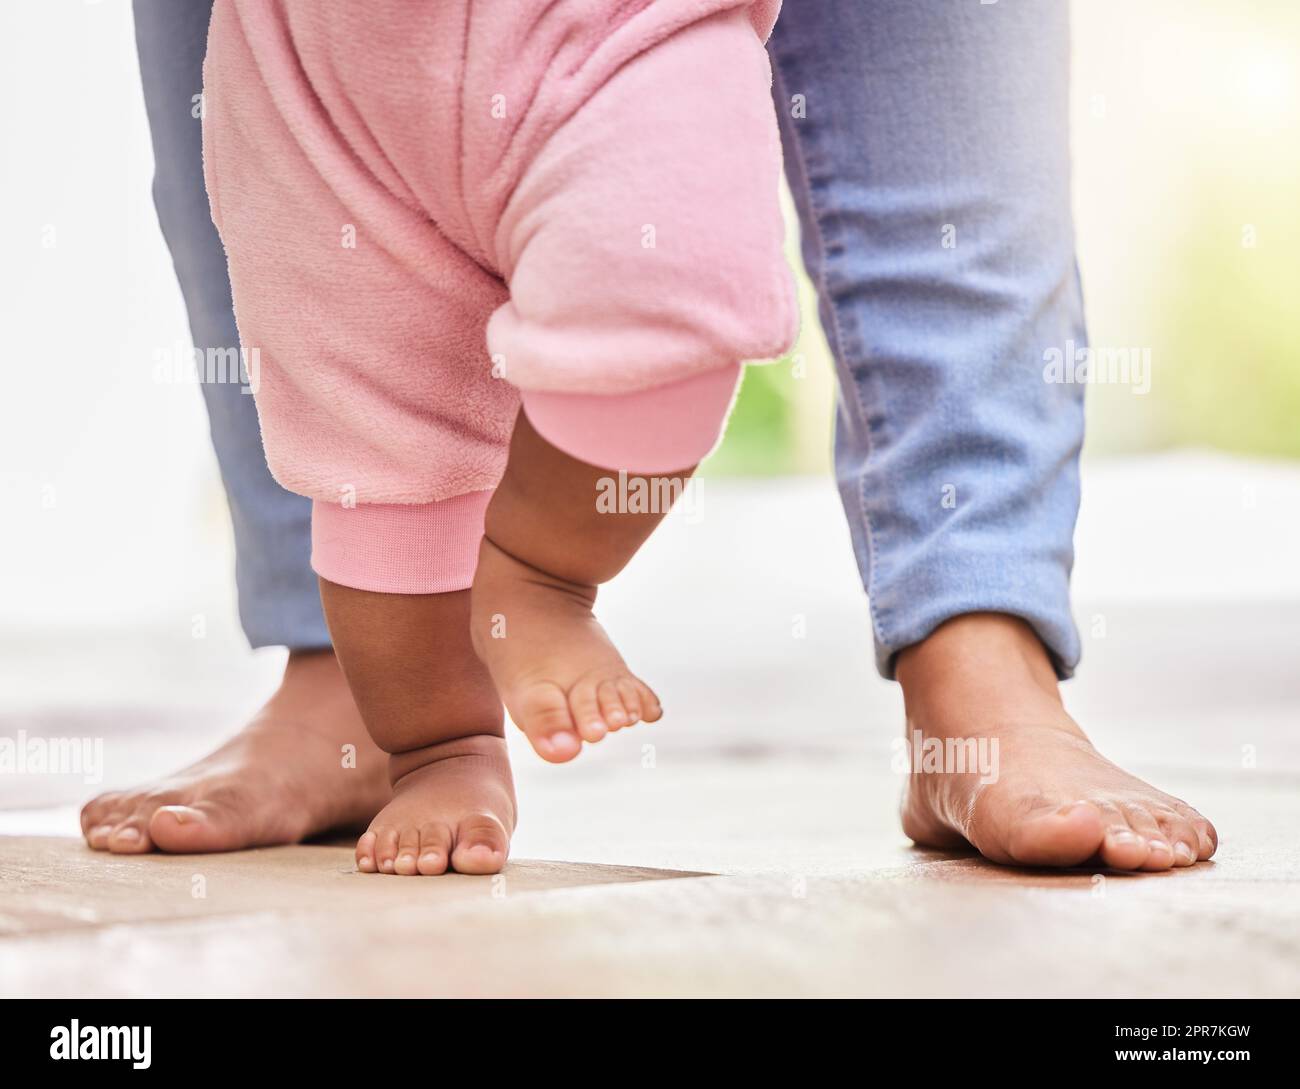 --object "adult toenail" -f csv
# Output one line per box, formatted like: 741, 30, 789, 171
91, 825, 112, 838
1107, 829, 1139, 845
114, 827, 140, 843
159, 805, 204, 824
1174, 842, 1196, 864
1148, 839, 1170, 854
